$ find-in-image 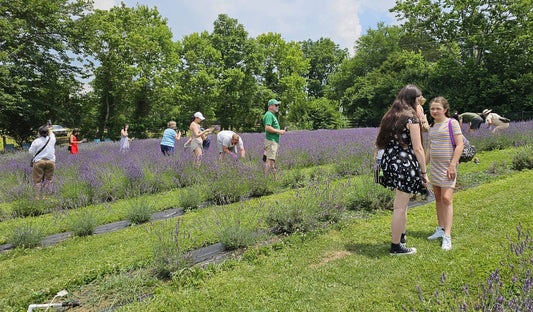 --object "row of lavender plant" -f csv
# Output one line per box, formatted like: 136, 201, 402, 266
0, 128, 377, 213
466, 120, 533, 151
1, 121, 531, 216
